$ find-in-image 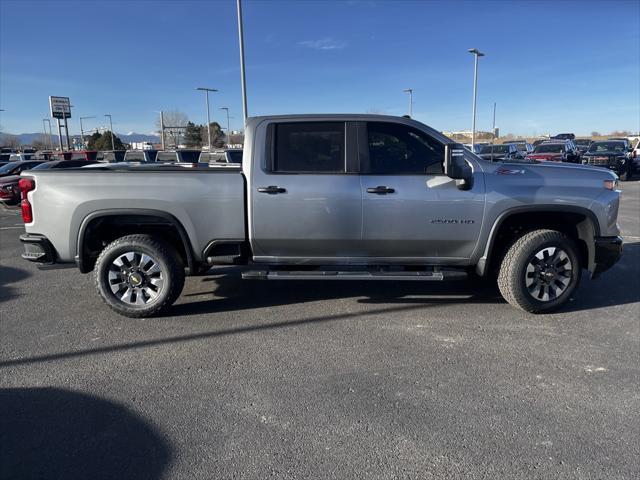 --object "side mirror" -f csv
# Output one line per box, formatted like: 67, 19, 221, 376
444, 143, 473, 190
